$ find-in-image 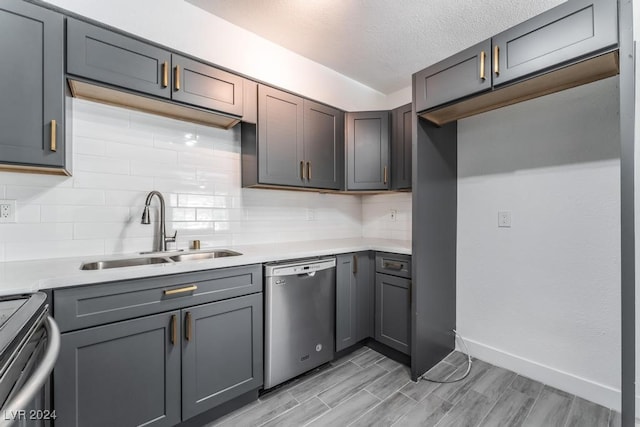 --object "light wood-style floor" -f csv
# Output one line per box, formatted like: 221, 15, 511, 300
210, 346, 621, 427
